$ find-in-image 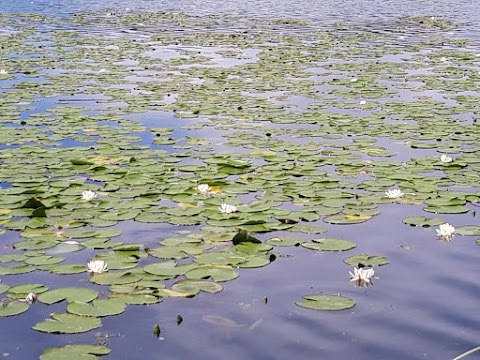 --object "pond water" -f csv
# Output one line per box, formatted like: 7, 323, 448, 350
1, 1, 480, 360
